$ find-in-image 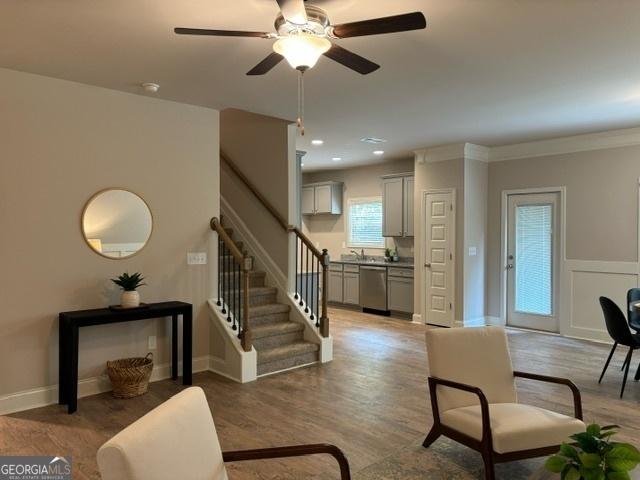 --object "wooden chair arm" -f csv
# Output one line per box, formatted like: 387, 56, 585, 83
513, 371, 583, 420
428, 376, 493, 445
222, 443, 351, 480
